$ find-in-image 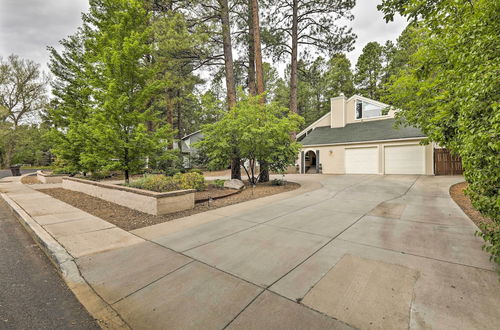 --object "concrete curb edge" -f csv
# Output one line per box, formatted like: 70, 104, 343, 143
0, 192, 130, 330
